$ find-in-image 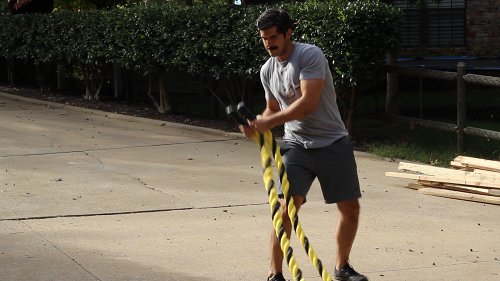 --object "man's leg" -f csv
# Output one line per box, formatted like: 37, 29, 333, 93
268, 196, 305, 278
335, 198, 360, 270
